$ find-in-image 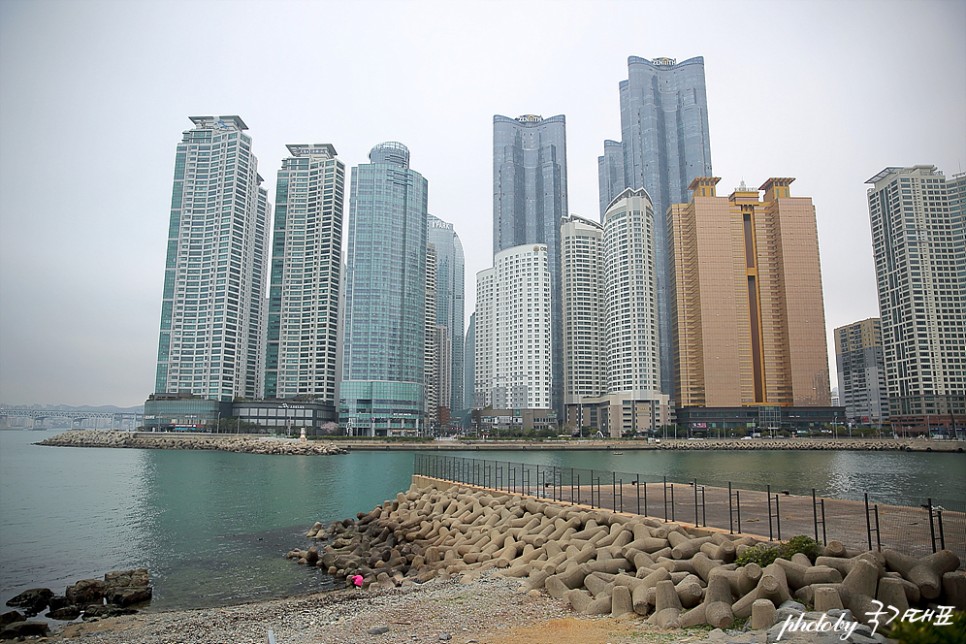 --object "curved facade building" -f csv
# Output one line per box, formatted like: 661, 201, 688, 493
603, 188, 661, 395
493, 114, 567, 419
599, 56, 713, 401
340, 142, 428, 435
